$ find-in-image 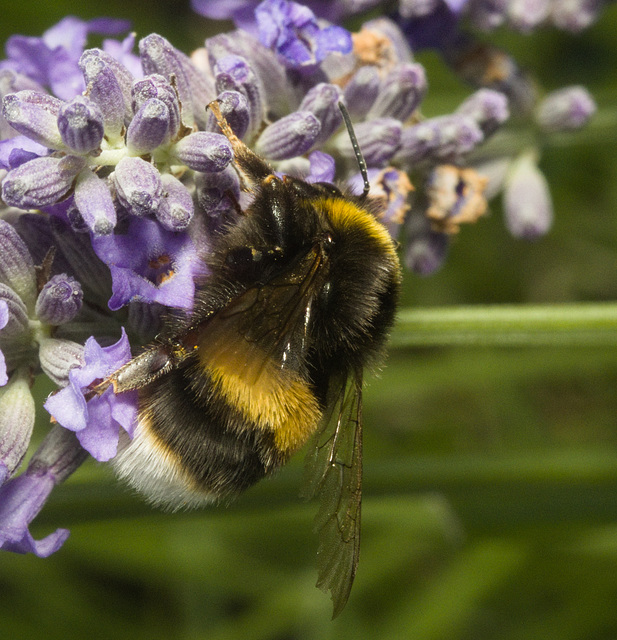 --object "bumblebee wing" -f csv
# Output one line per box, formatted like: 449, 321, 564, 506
302, 371, 363, 618
196, 247, 324, 381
